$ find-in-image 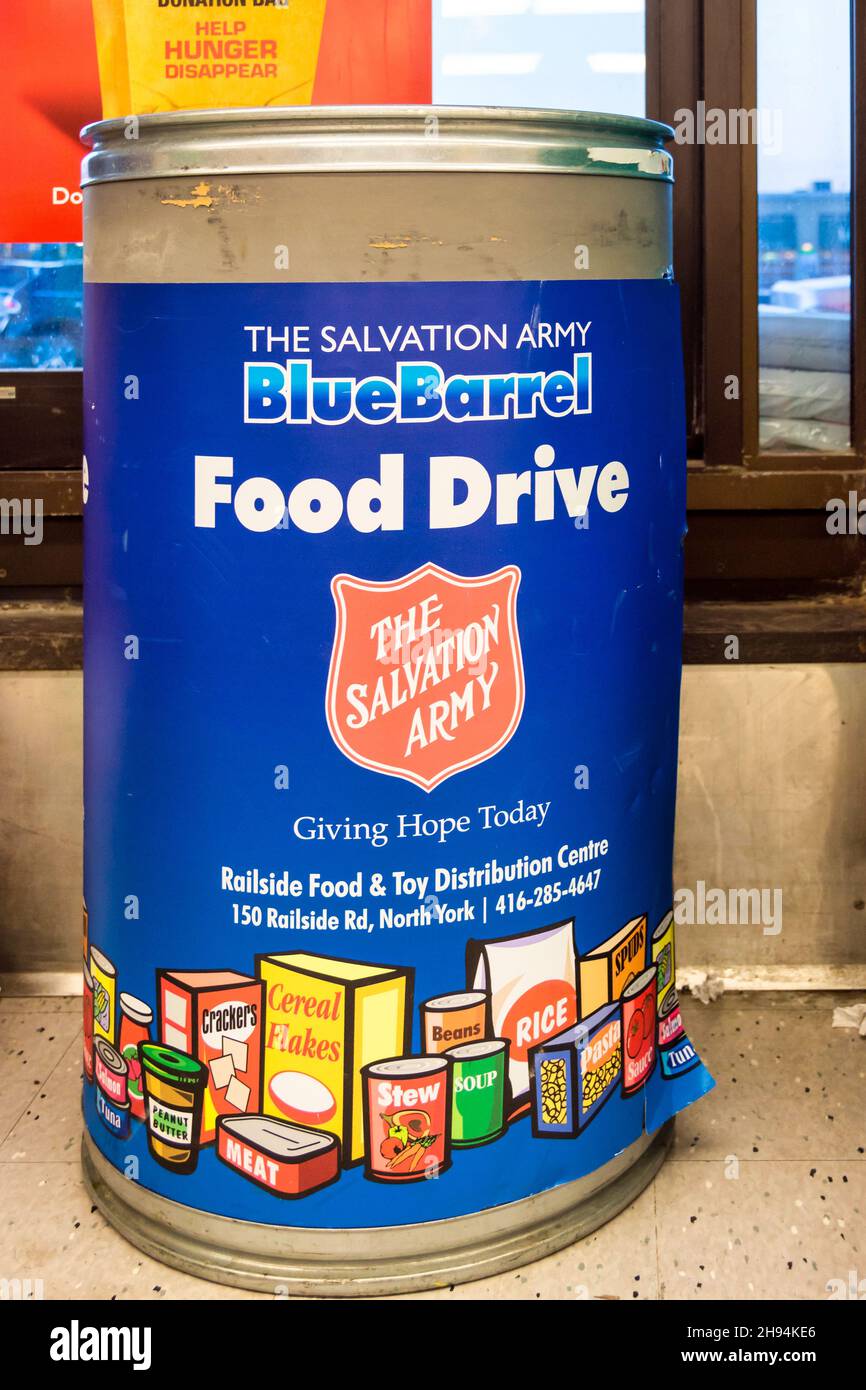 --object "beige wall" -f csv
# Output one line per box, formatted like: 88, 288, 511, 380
1, 665, 864, 975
